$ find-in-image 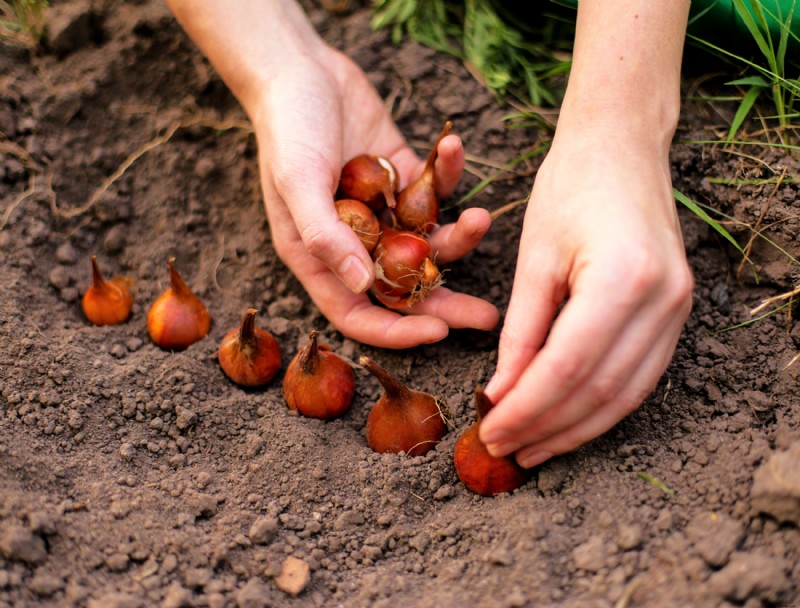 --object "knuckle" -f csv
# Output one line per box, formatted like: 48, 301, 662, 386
299, 222, 336, 261
592, 374, 626, 405
544, 352, 585, 390
617, 249, 662, 297
669, 265, 695, 312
